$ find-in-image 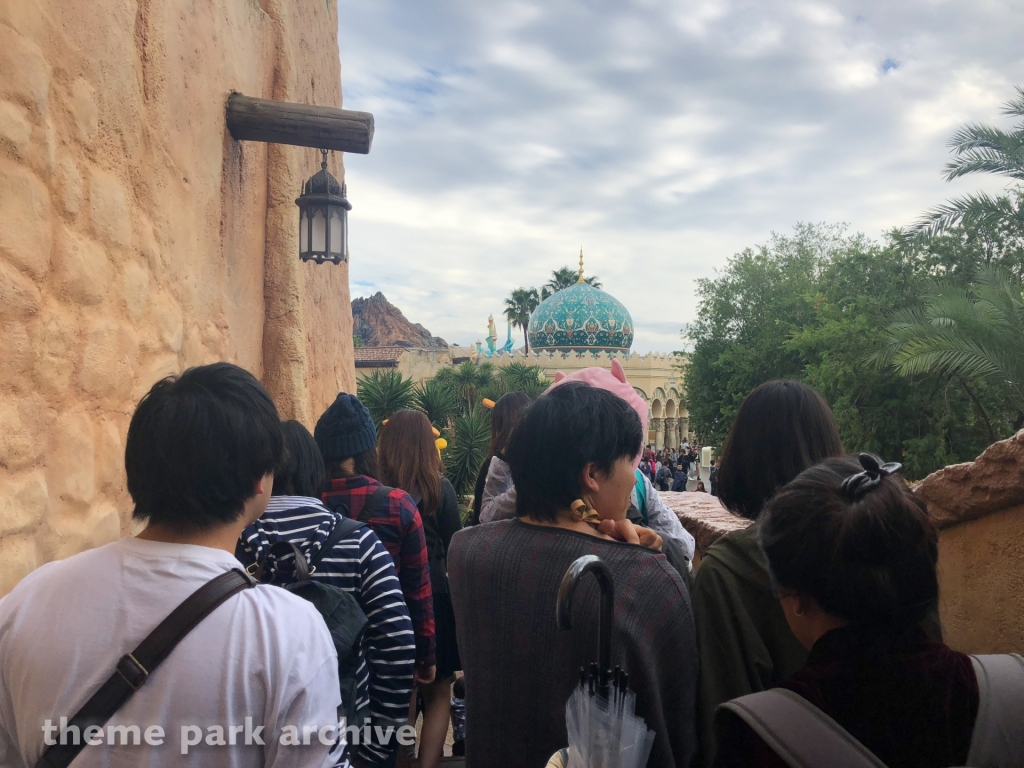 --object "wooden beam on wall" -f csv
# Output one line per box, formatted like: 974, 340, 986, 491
226, 93, 374, 154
